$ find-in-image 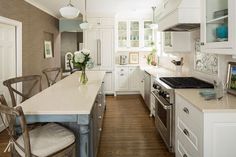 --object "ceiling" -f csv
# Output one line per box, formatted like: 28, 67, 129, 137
24, 0, 157, 18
